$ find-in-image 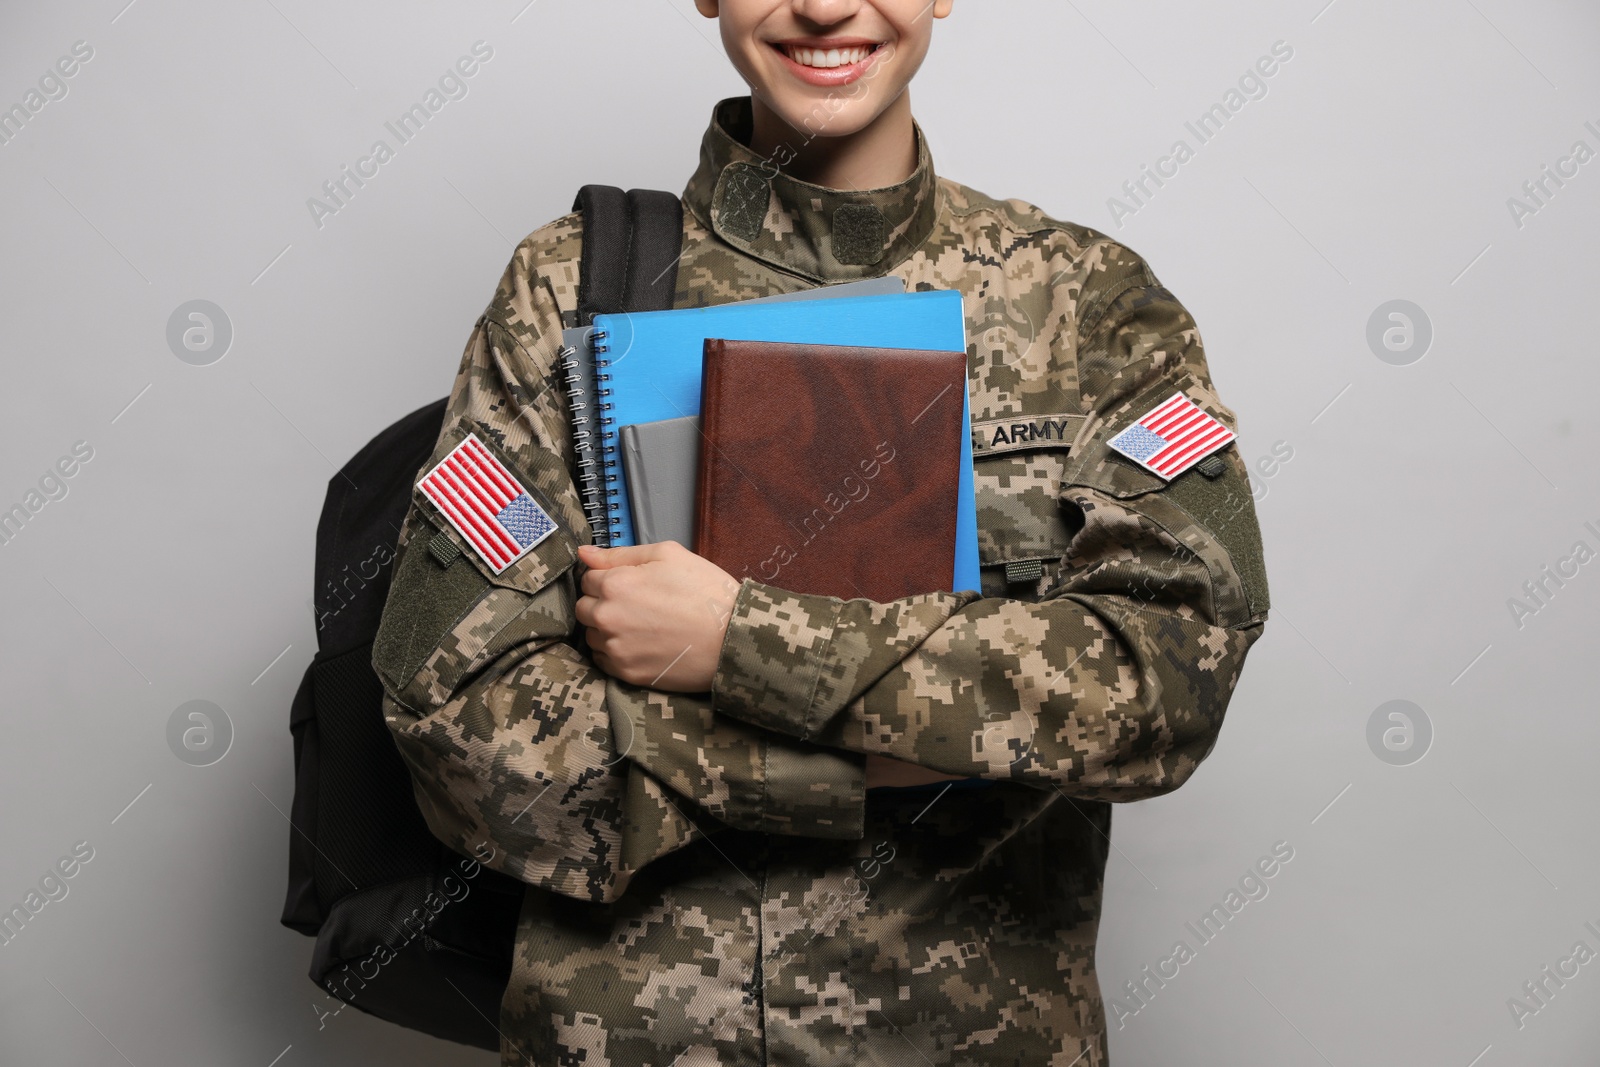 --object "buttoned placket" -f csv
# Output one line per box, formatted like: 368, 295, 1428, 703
677, 96, 949, 1067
